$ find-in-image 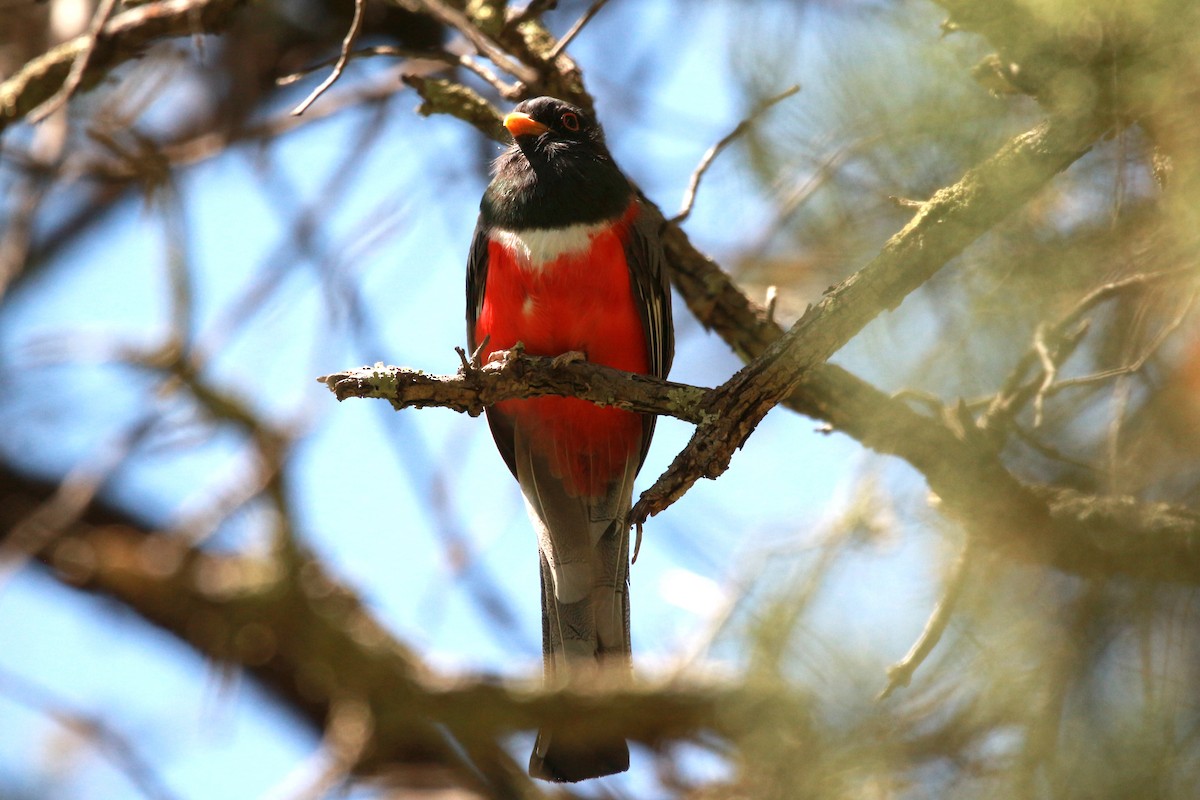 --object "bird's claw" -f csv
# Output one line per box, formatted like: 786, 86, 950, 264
550, 350, 587, 368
